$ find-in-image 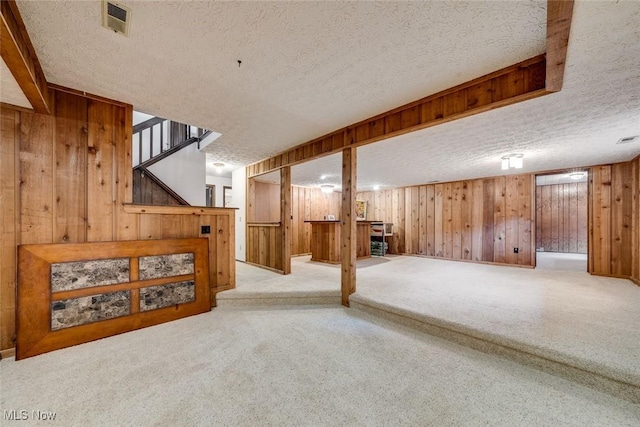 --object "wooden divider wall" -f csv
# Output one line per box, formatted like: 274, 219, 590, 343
248, 179, 280, 222
0, 89, 236, 352
535, 182, 588, 253
356, 174, 535, 266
